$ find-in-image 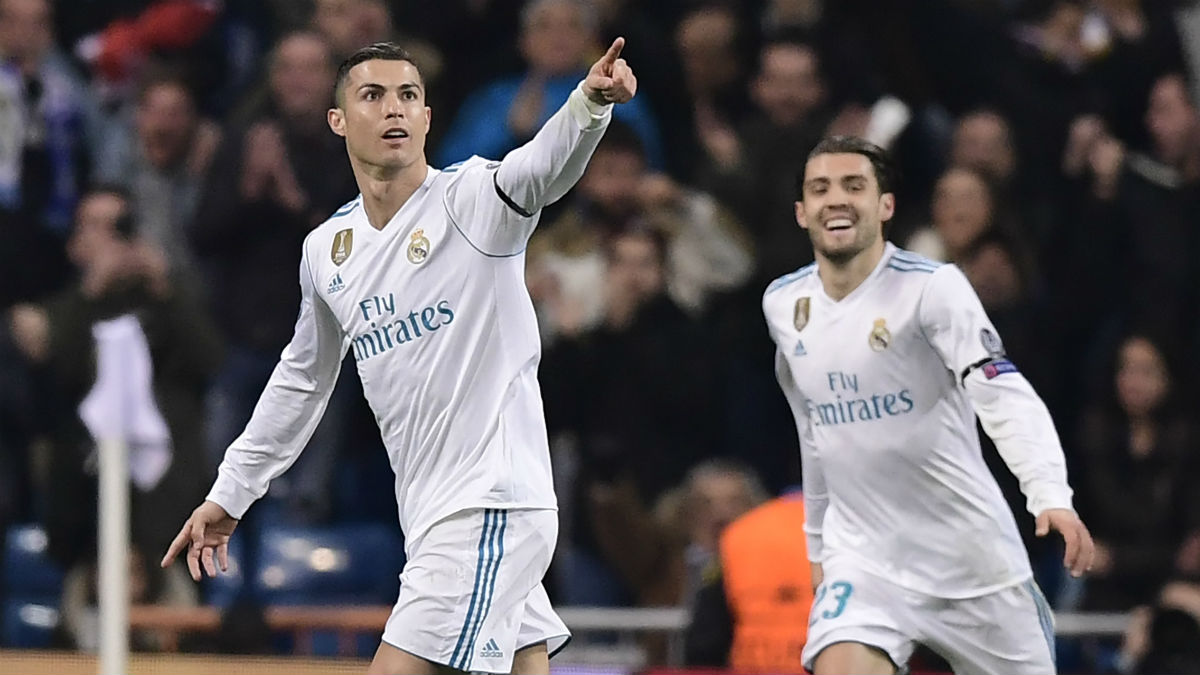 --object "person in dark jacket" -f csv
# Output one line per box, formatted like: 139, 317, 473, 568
1075, 332, 1200, 612
8, 185, 221, 614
